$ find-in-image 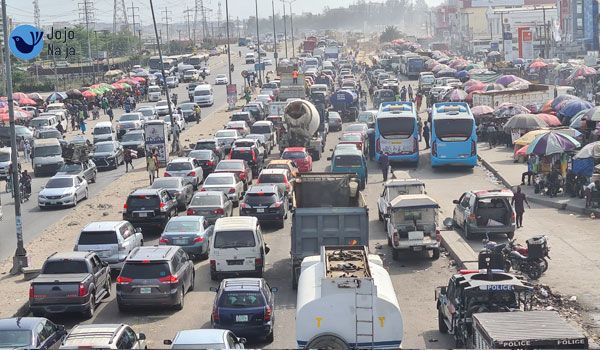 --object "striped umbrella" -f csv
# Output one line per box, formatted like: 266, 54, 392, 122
526, 131, 580, 156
